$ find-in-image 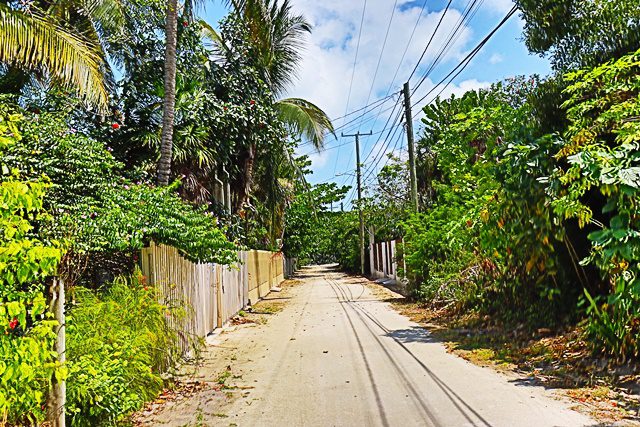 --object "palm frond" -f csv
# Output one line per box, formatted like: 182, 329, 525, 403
229, 0, 311, 96
78, 0, 126, 35
276, 97, 335, 150
199, 19, 227, 51
0, 4, 108, 110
